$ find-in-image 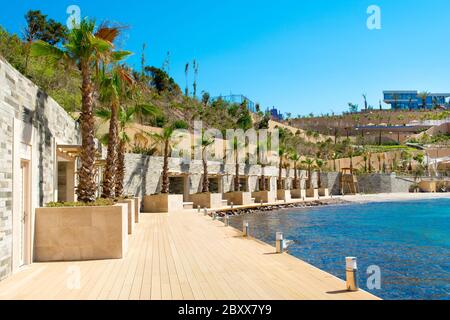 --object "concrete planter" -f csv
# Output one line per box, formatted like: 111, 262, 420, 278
223, 192, 254, 205
318, 188, 329, 197
143, 194, 184, 213
290, 189, 306, 199
132, 197, 141, 223
306, 188, 319, 199
418, 181, 437, 193
252, 191, 276, 204
190, 193, 224, 209
277, 190, 292, 202
34, 204, 128, 262
119, 199, 135, 235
